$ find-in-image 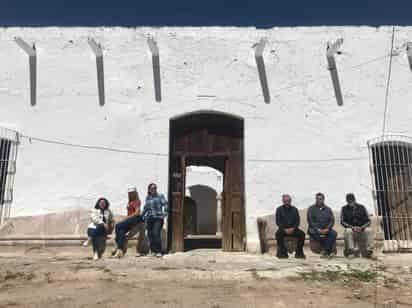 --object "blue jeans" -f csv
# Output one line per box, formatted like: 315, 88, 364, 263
310, 229, 337, 254
87, 225, 107, 252
115, 215, 143, 251
147, 218, 163, 253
